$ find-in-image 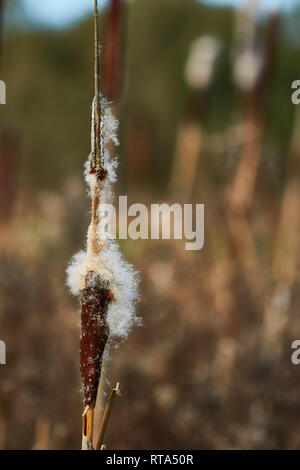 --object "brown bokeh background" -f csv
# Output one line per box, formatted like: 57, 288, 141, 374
1, 0, 300, 450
